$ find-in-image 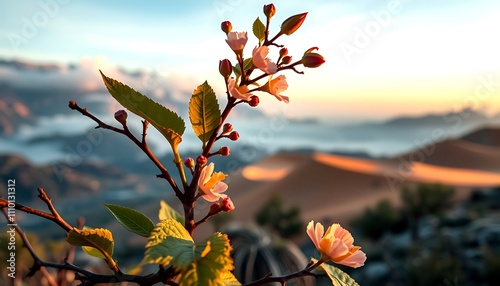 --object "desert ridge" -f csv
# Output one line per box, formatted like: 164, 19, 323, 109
228, 131, 500, 225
